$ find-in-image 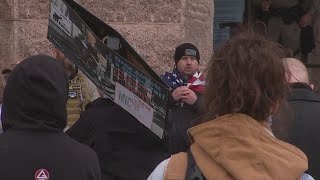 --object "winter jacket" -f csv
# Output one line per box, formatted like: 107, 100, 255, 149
272, 82, 320, 179
161, 69, 204, 155
66, 97, 169, 180
166, 93, 203, 154
0, 55, 101, 180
